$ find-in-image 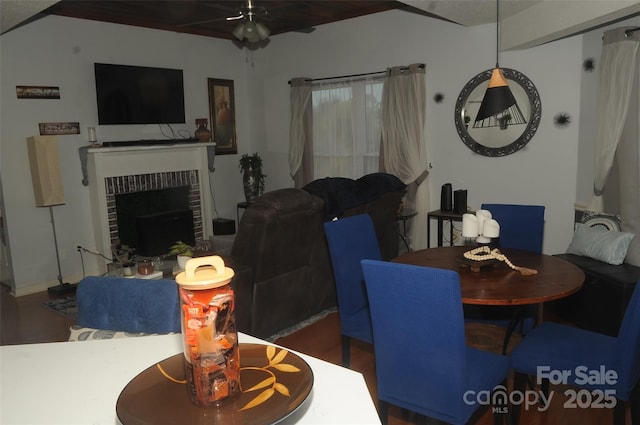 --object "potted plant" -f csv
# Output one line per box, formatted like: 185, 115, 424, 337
498, 113, 512, 130
169, 241, 194, 269
239, 152, 266, 202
